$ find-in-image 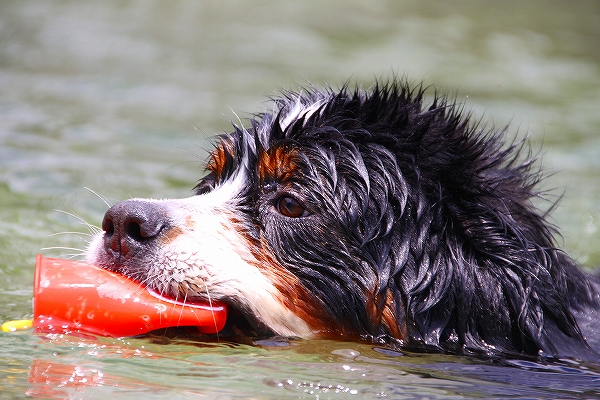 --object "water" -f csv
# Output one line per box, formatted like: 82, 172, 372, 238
3, 334, 600, 399
1, 0, 600, 397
